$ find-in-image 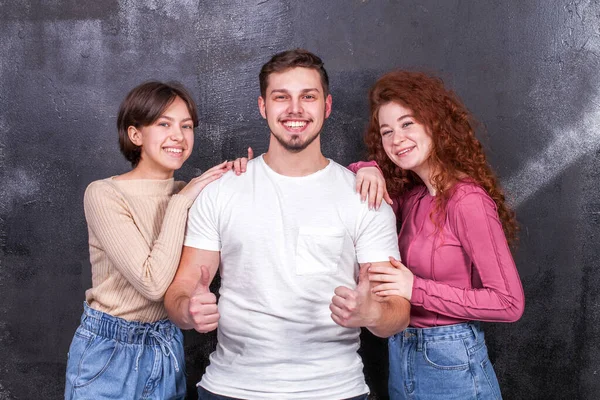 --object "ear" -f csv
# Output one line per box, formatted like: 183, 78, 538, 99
128, 126, 142, 146
324, 94, 332, 119
258, 96, 267, 119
